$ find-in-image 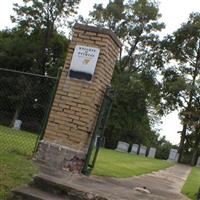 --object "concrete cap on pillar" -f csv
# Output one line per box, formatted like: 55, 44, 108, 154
74, 23, 123, 49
